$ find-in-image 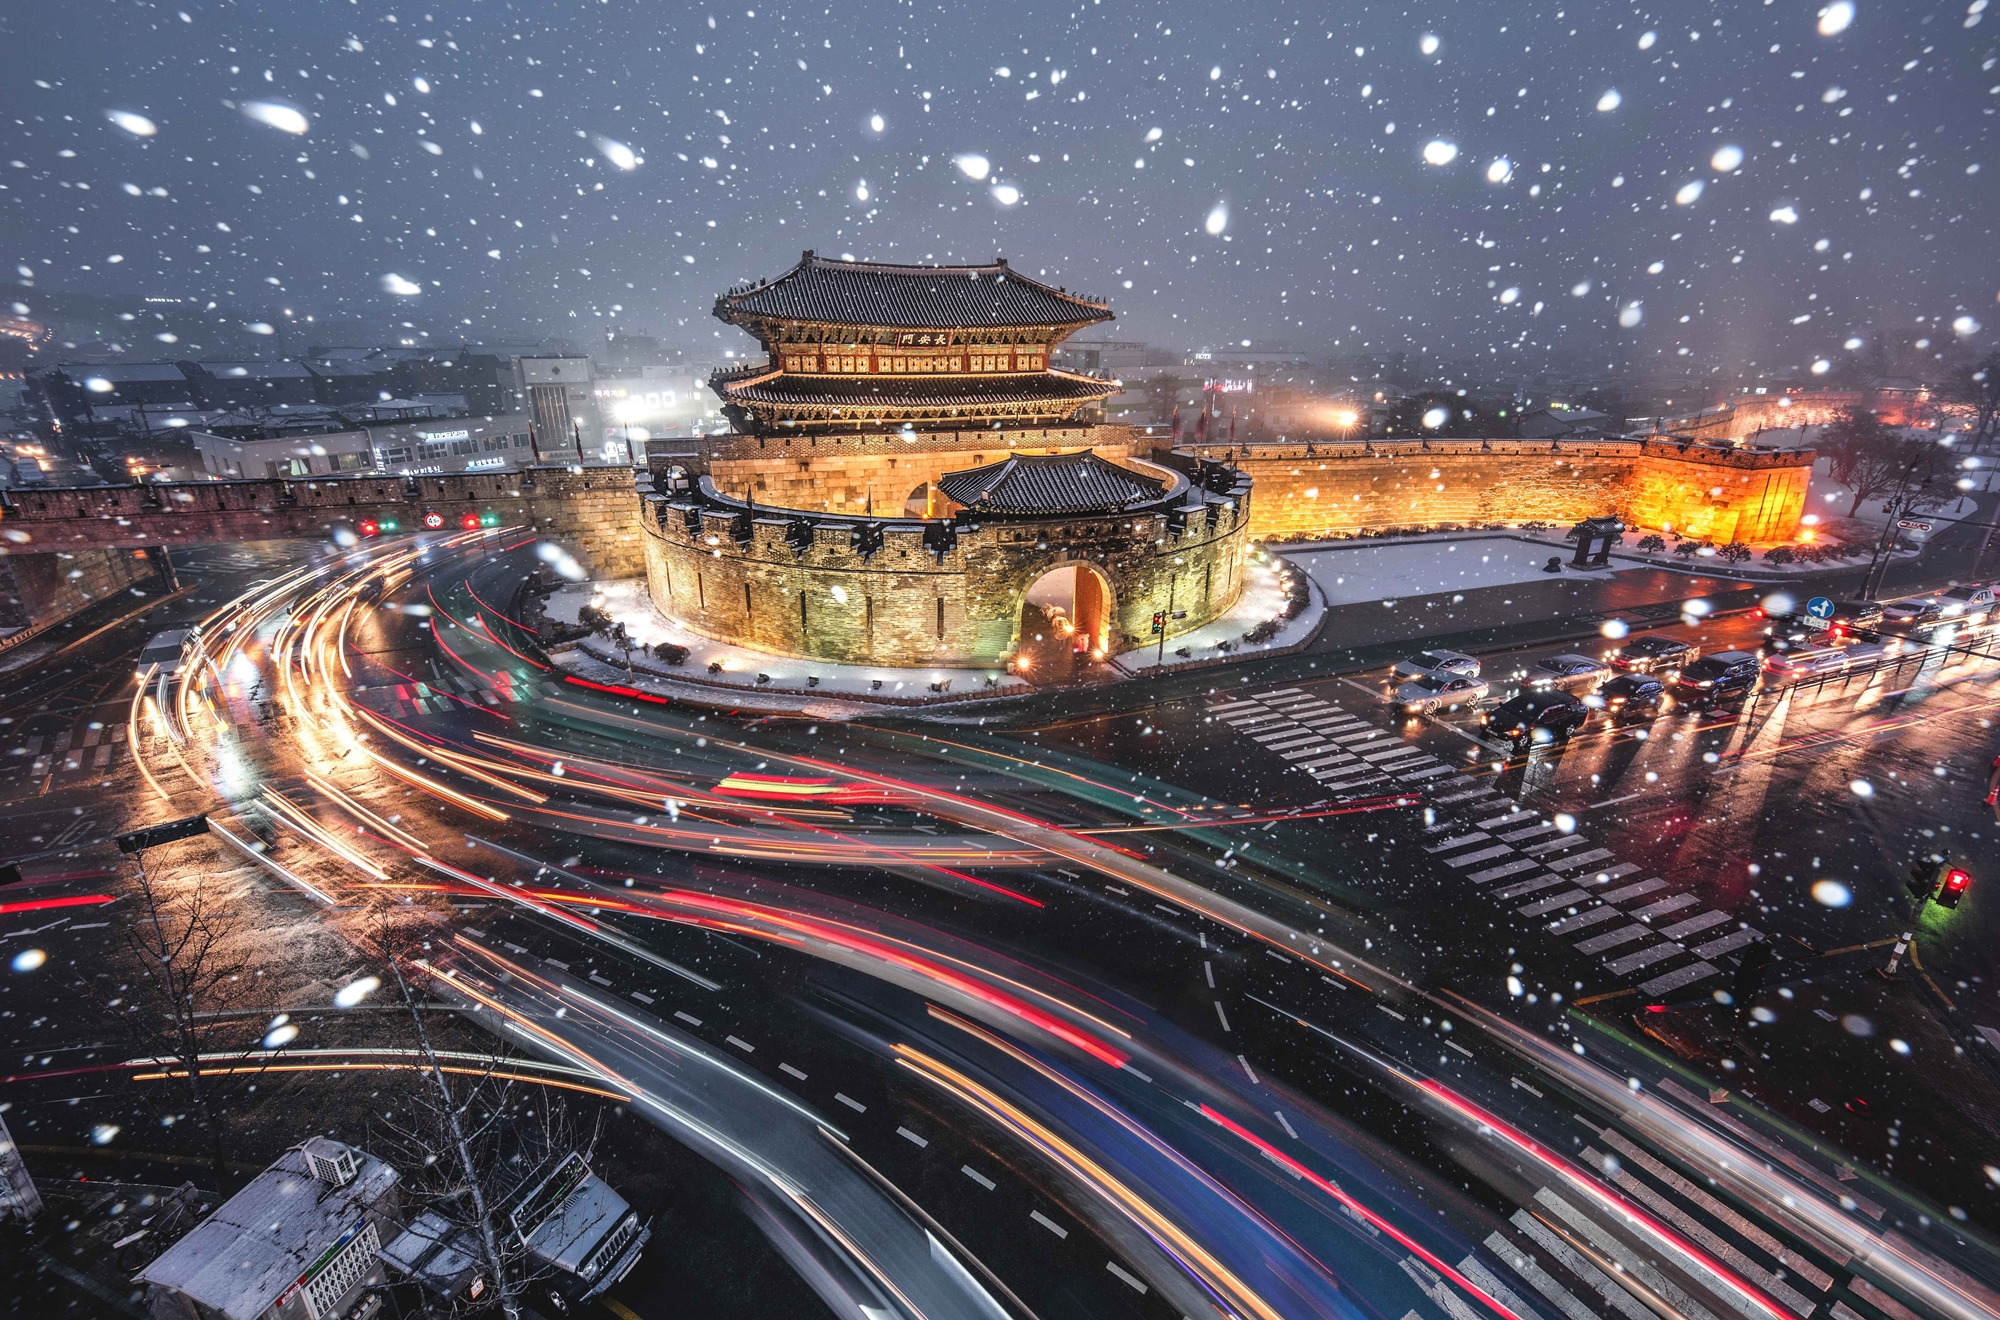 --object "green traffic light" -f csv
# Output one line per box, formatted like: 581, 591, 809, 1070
380, 520, 399, 531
